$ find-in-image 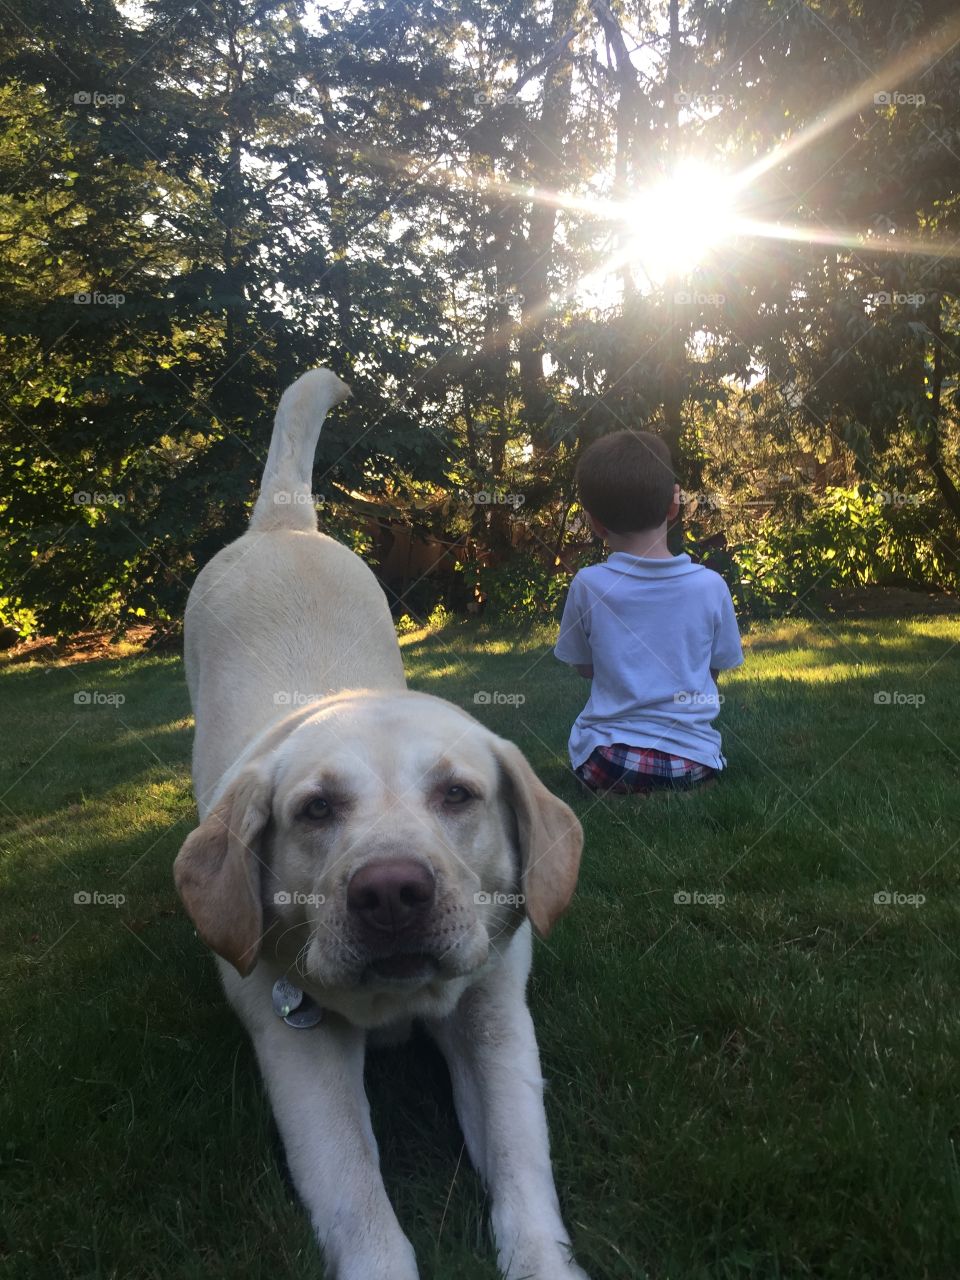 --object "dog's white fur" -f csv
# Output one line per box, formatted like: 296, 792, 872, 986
174, 369, 589, 1280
